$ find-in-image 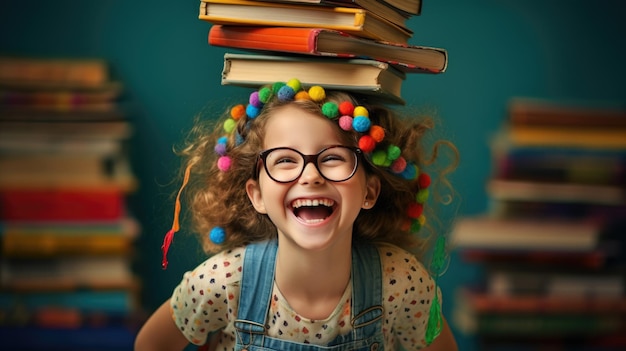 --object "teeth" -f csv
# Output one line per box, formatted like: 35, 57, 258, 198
292, 198, 335, 208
